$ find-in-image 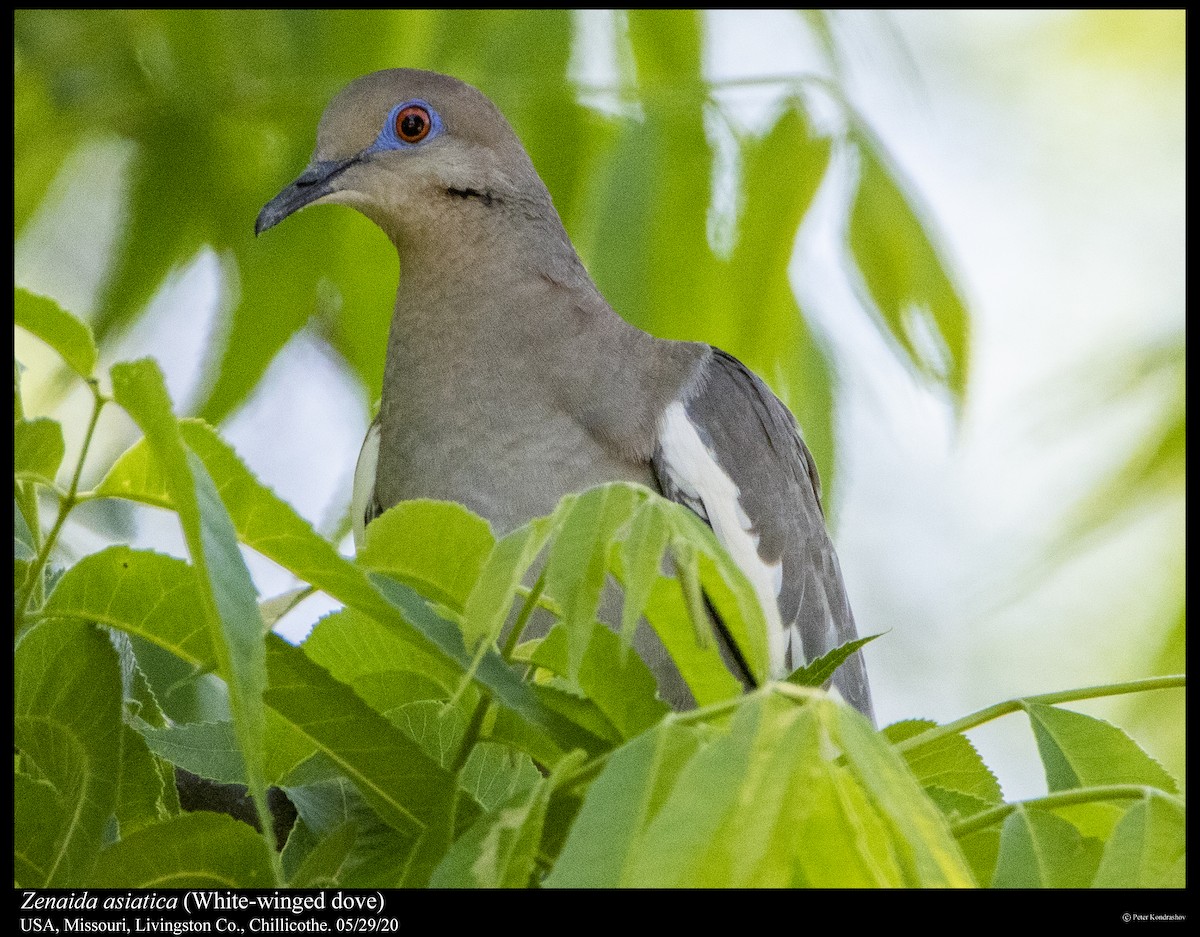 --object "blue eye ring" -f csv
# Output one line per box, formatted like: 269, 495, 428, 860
369, 99, 444, 152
